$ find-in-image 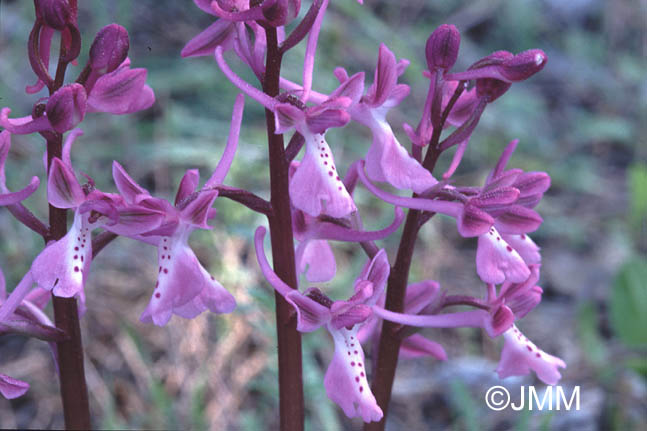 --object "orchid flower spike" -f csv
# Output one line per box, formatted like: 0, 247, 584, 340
255, 226, 388, 422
